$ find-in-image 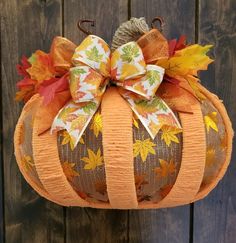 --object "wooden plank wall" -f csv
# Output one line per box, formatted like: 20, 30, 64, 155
0, 0, 235, 242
